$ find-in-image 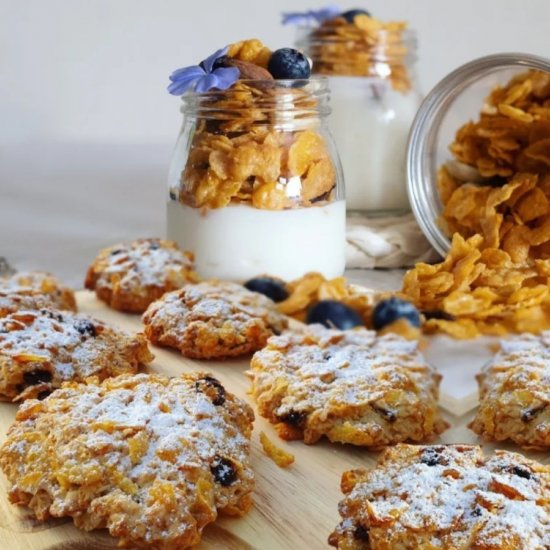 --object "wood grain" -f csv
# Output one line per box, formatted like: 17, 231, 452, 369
0, 290, 548, 550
